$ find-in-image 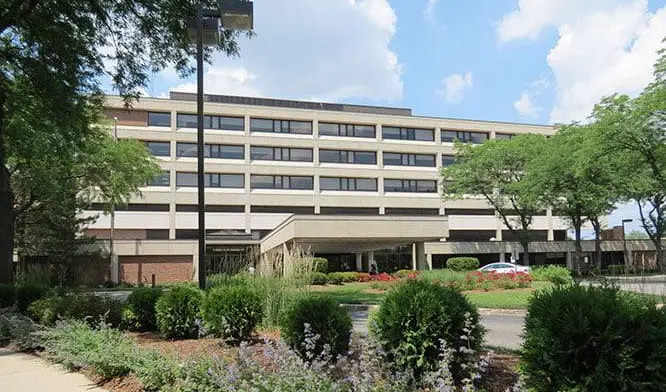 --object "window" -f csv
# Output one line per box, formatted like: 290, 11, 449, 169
148, 112, 171, 127
177, 113, 244, 131
382, 126, 434, 141
250, 146, 313, 162
320, 177, 377, 191
495, 133, 514, 140
442, 155, 455, 167
147, 171, 170, 187
441, 130, 489, 144
319, 149, 376, 164
383, 152, 435, 167
250, 175, 314, 190
384, 179, 437, 193
318, 122, 375, 138
250, 118, 313, 135
145, 141, 170, 157
176, 142, 244, 159
176, 172, 244, 188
